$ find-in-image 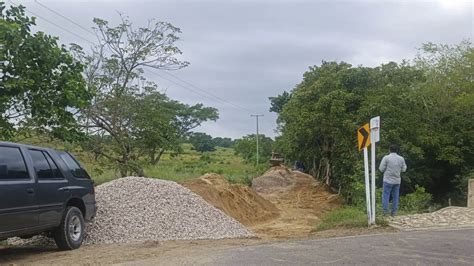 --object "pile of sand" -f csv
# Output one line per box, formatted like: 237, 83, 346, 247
250, 166, 342, 238
181, 173, 280, 226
